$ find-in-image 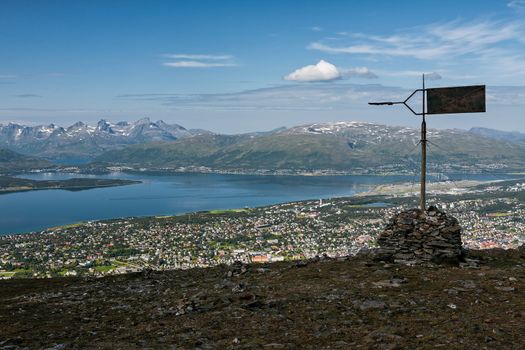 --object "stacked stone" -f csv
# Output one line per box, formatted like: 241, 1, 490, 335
375, 205, 464, 265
